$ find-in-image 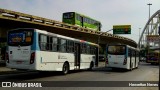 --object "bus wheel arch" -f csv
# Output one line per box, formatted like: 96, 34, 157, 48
62, 61, 70, 75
